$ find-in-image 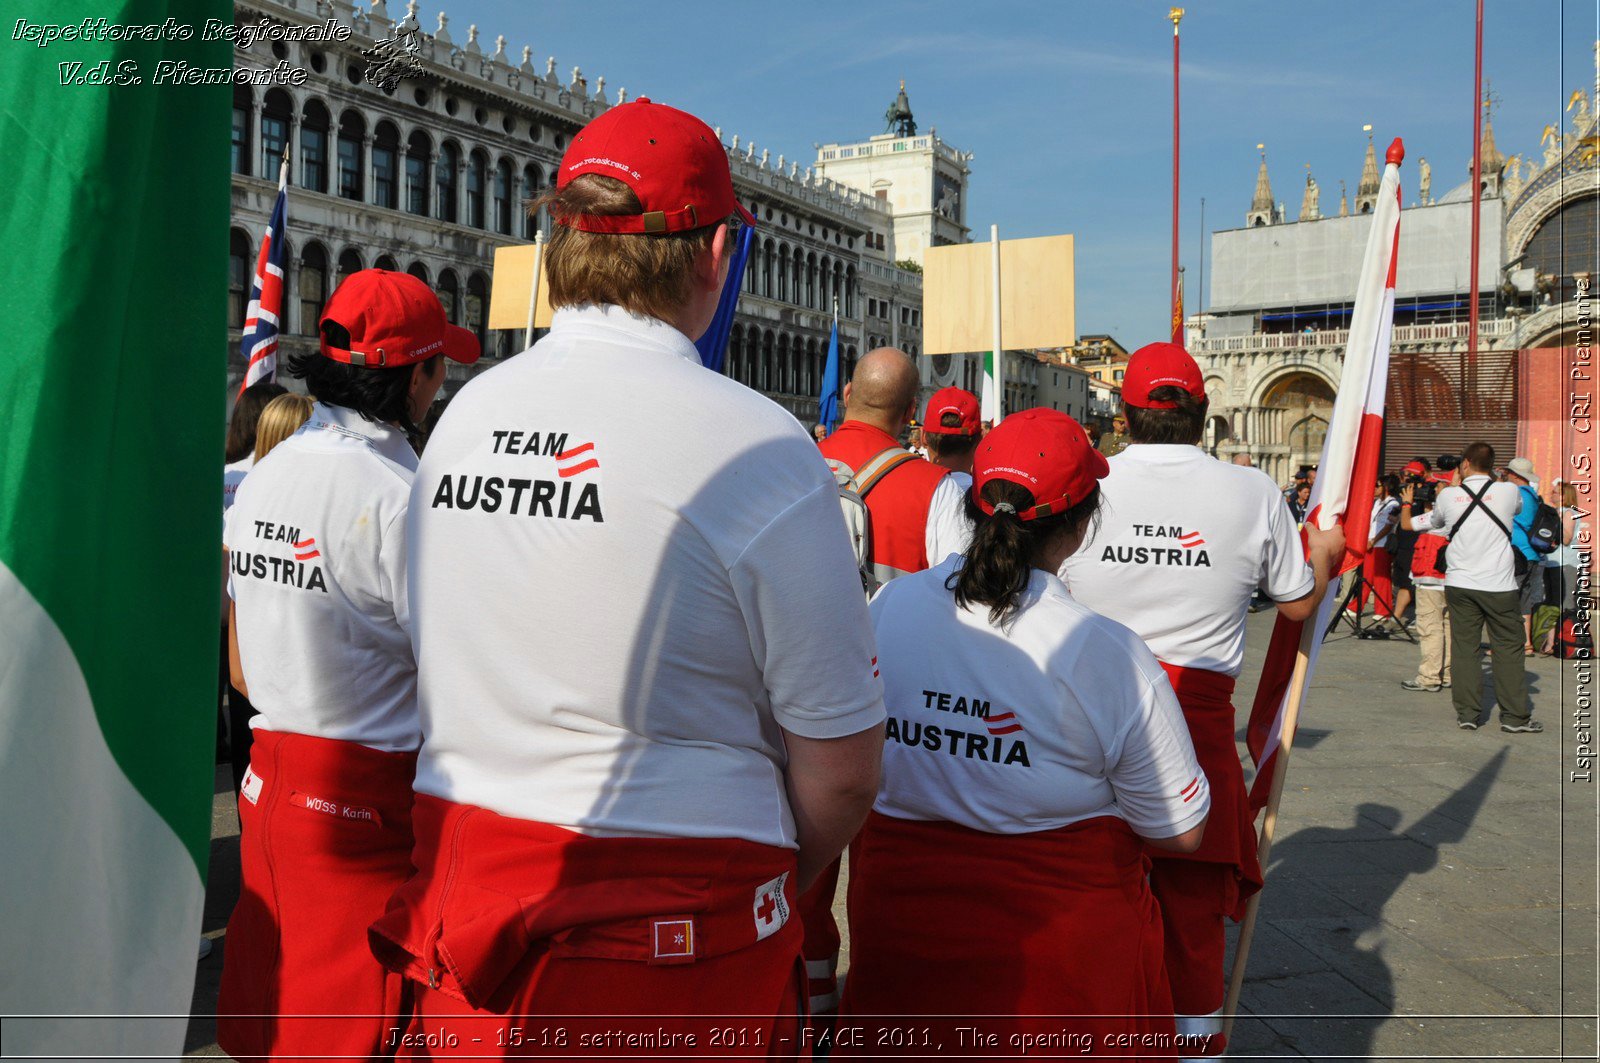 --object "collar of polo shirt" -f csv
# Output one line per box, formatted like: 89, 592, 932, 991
548, 304, 702, 365
307, 401, 419, 470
